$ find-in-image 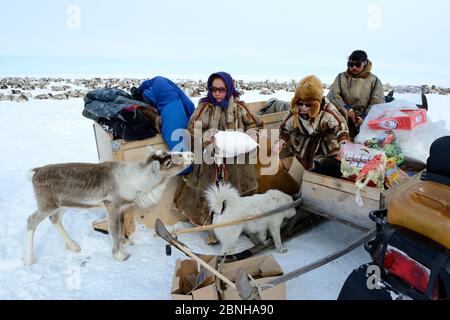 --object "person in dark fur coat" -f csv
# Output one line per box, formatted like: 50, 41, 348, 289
275, 75, 350, 177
